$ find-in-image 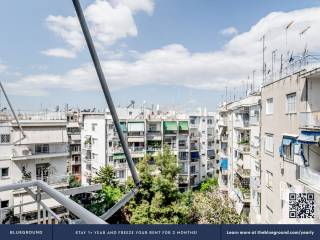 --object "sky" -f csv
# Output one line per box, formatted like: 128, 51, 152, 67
0, 0, 320, 112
